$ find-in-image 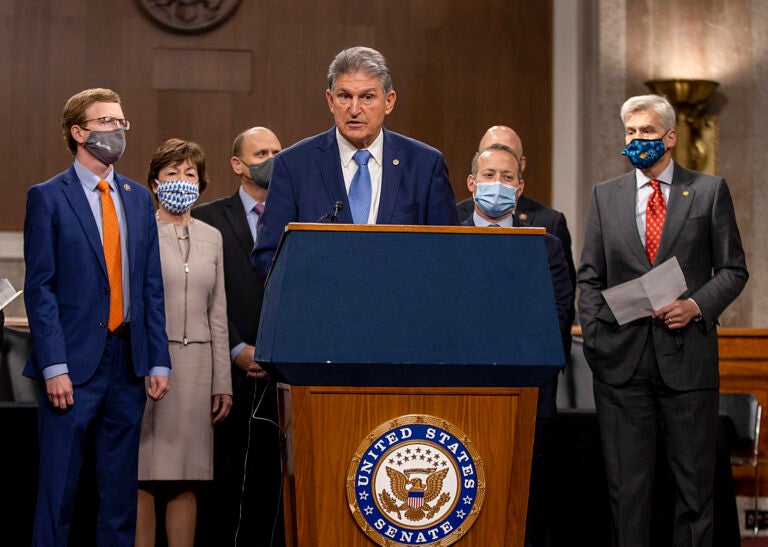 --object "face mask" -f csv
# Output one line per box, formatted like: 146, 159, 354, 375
243, 157, 274, 189
621, 137, 666, 169
83, 128, 126, 165
155, 179, 200, 214
473, 180, 517, 218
